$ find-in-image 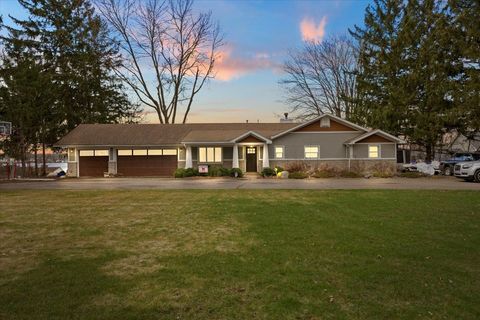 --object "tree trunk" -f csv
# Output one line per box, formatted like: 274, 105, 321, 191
34, 146, 39, 177
425, 144, 433, 163
21, 147, 26, 178
42, 142, 47, 176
